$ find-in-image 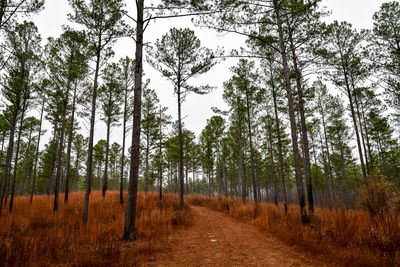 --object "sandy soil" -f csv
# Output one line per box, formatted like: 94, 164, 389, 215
140, 206, 332, 267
